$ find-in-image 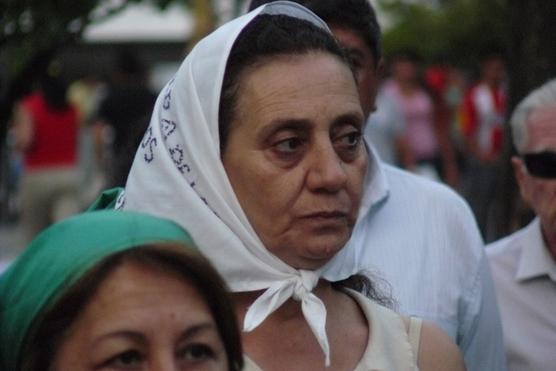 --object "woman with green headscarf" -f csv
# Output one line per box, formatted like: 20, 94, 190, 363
0, 210, 243, 371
